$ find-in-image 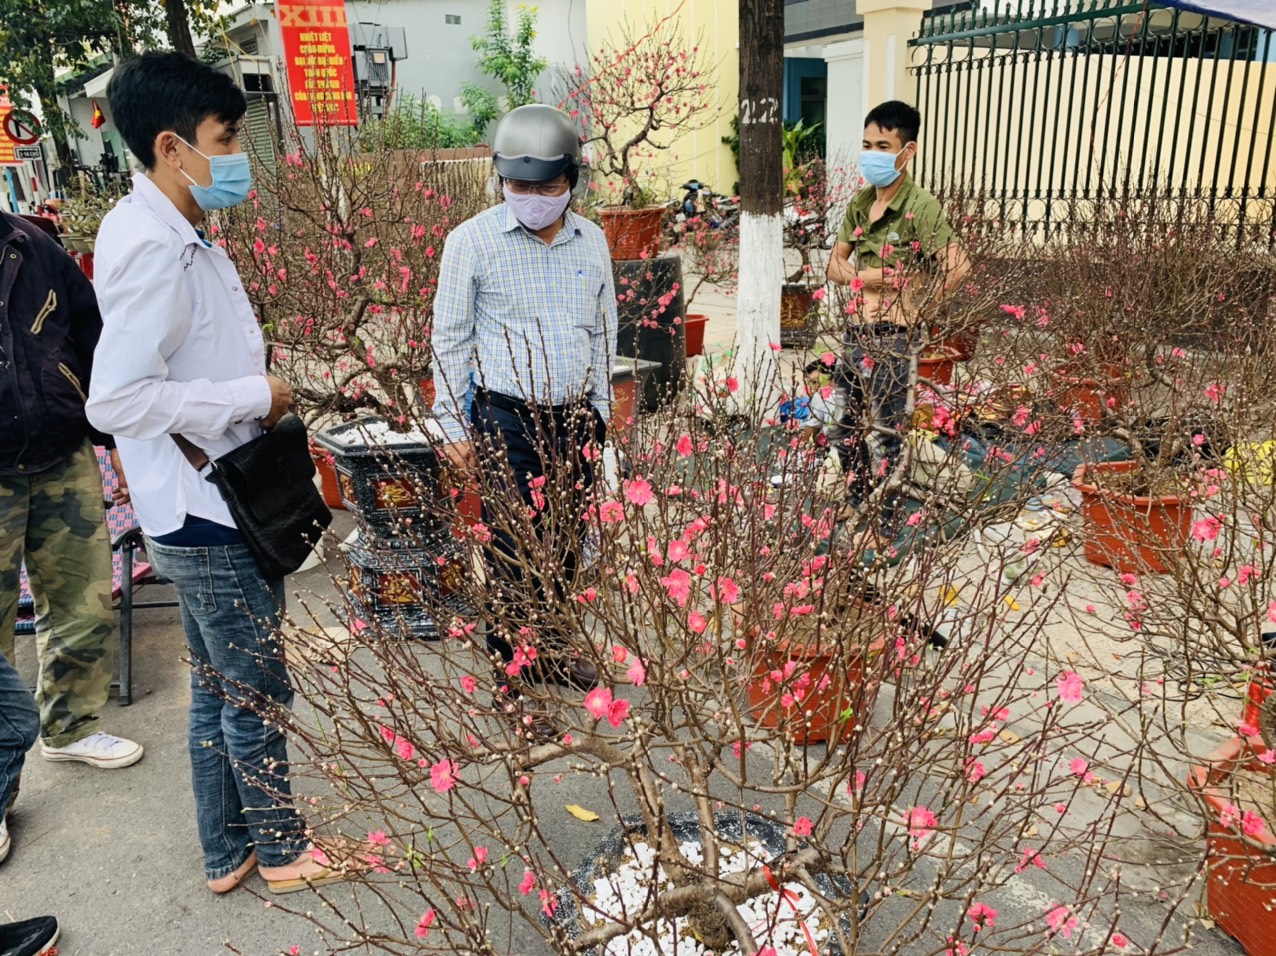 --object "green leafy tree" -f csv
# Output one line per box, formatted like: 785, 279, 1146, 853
0, 0, 221, 168
459, 0, 546, 137
358, 93, 483, 151
0, 0, 121, 166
